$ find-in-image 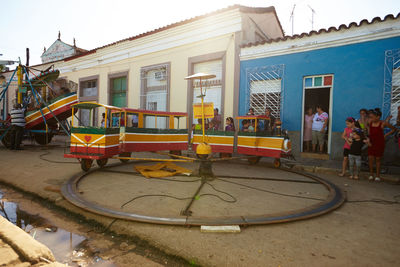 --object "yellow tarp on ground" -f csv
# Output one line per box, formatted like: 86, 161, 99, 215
135, 162, 192, 178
